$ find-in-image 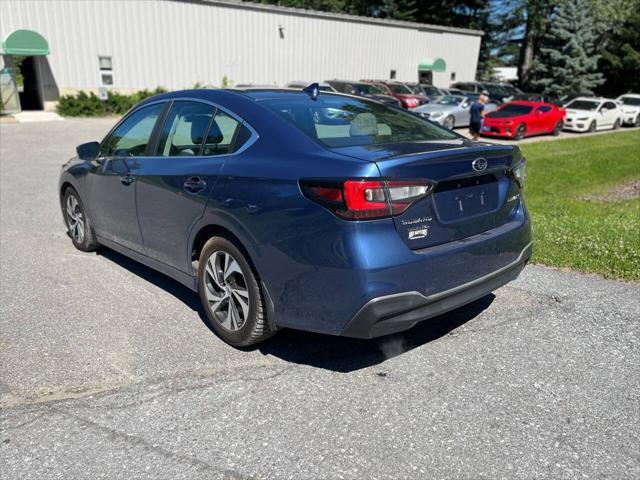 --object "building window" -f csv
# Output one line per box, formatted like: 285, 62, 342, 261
101, 73, 114, 86
450, 72, 456, 81
98, 56, 112, 70
98, 56, 113, 86
390, 70, 396, 80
